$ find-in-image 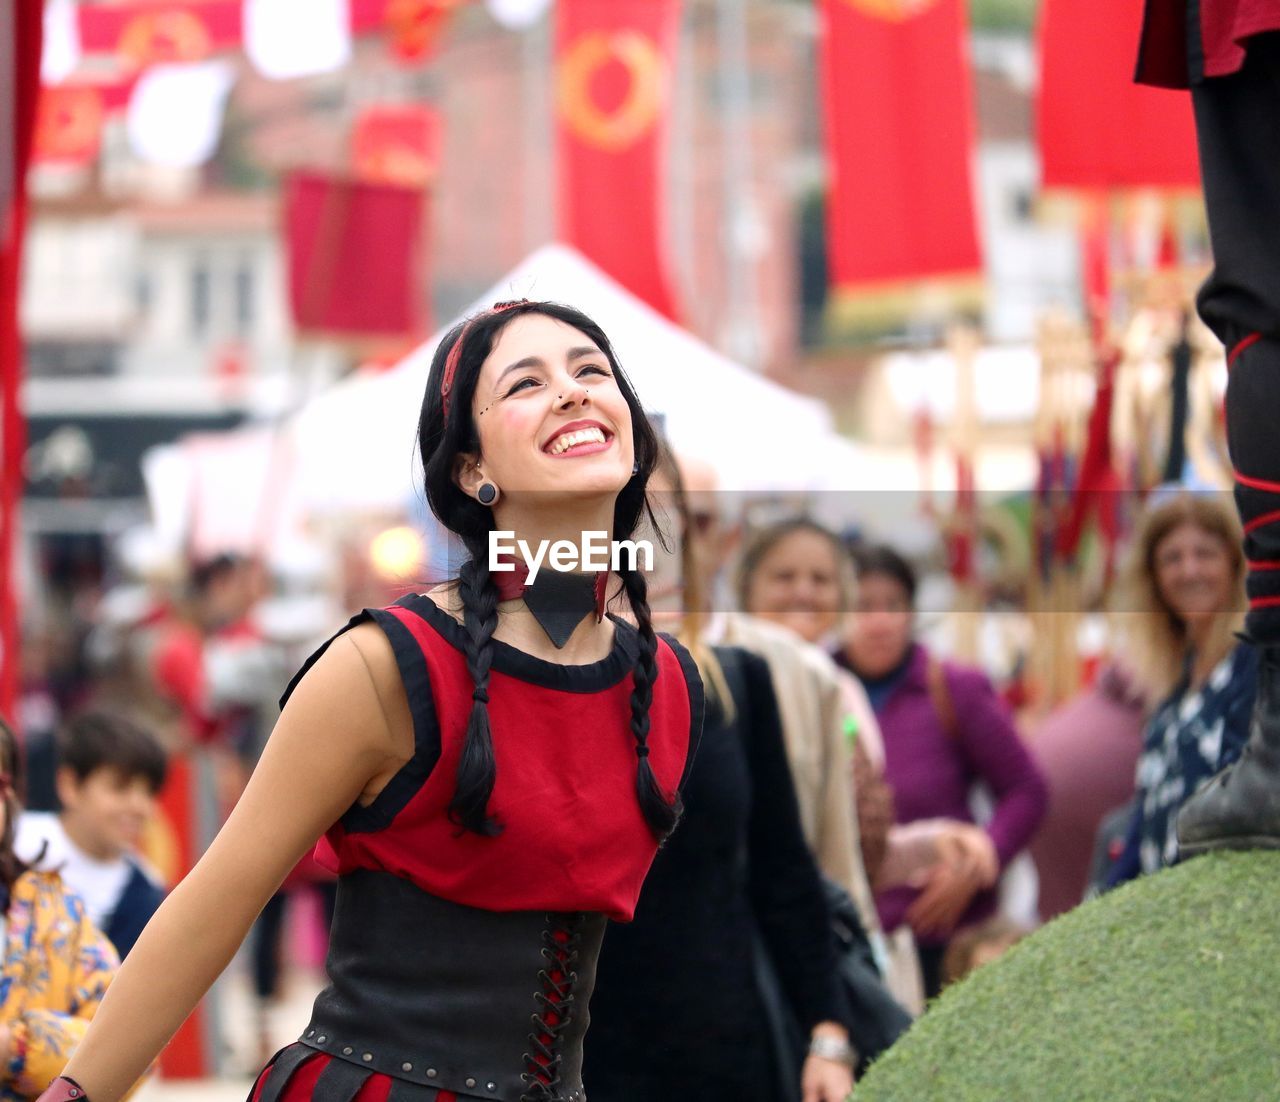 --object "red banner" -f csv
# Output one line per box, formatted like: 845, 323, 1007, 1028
285, 171, 429, 339
1039, 0, 1199, 189
2, 0, 43, 720
79, 0, 244, 70
820, 0, 983, 309
353, 104, 442, 187
33, 77, 138, 166
348, 0, 466, 61
555, 0, 681, 319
